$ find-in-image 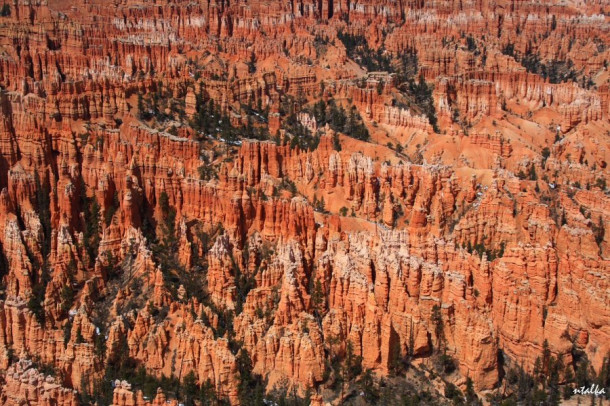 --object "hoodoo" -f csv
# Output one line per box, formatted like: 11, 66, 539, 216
0, 0, 608, 404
